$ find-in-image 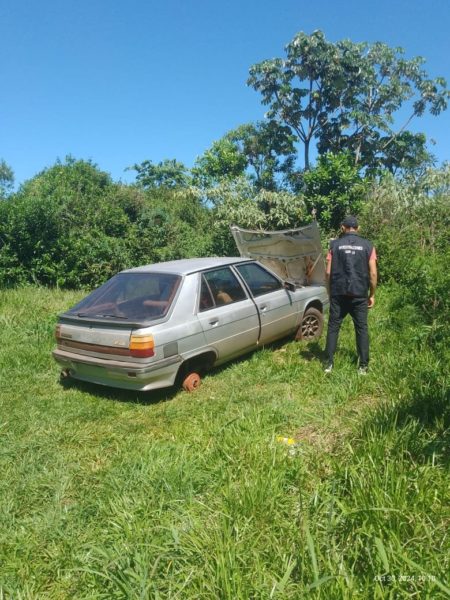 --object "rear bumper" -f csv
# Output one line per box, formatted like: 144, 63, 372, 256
52, 348, 182, 391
